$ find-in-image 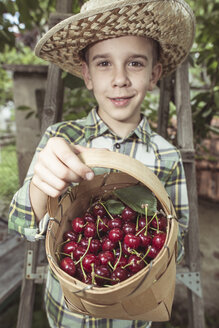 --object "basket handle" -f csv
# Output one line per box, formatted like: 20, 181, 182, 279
79, 149, 174, 215
48, 149, 175, 217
